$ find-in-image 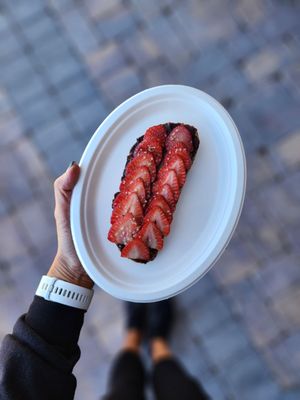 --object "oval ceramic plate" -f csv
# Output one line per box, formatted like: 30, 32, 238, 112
71, 85, 246, 302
